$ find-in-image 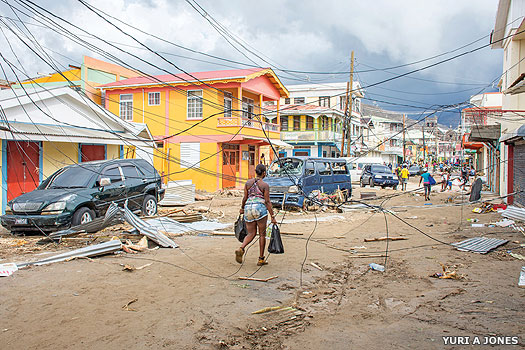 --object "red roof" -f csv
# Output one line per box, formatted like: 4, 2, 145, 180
100, 68, 268, 88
